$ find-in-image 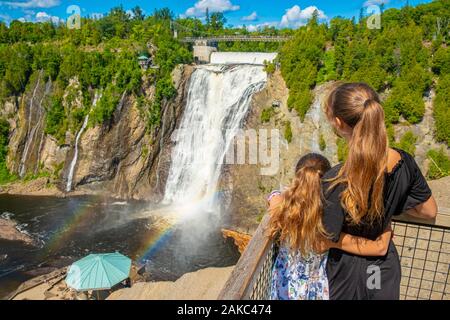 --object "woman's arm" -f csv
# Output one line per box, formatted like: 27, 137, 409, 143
268, 192, 391, 256
405, 196, 438, 220
267, 194, 283, 214
330, 227, 392, 256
